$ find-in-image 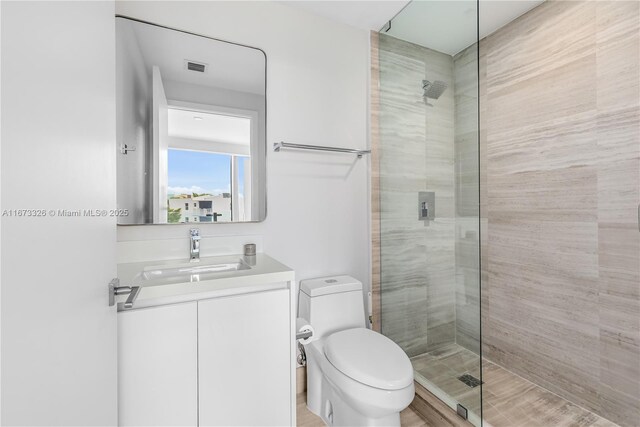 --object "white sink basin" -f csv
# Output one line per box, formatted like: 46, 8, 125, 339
140, 259, 251, 282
